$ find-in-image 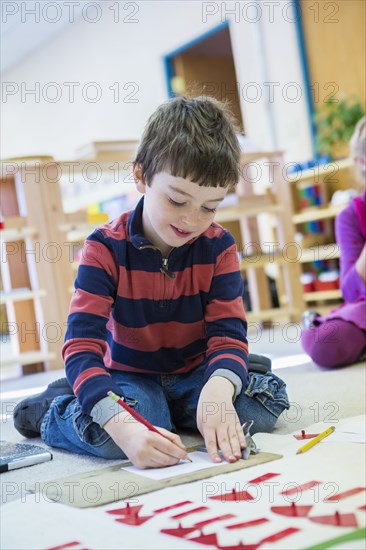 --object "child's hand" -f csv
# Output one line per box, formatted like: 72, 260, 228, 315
104, 412, 188, 469
196, 377, 246, 463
